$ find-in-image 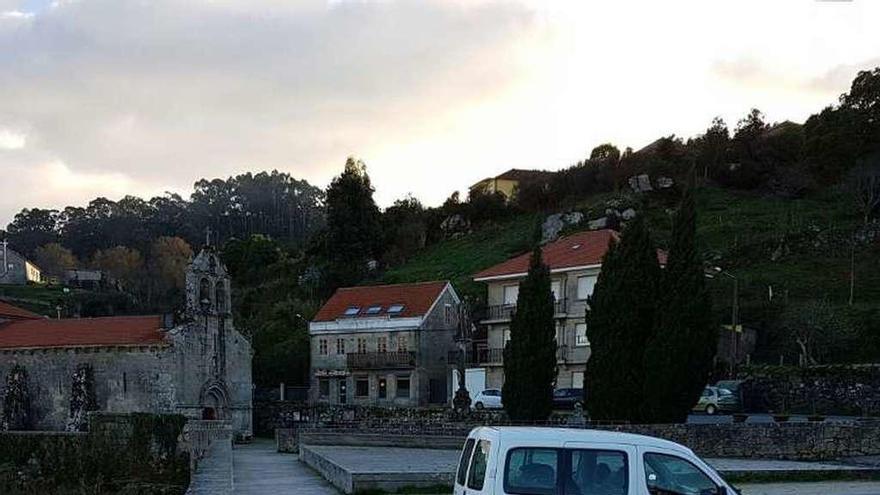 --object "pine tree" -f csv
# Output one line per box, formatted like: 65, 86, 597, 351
324, 157, 383, 289
502, 246, 557, 421
643, 185, 716, 423
584, 216, 661, 423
